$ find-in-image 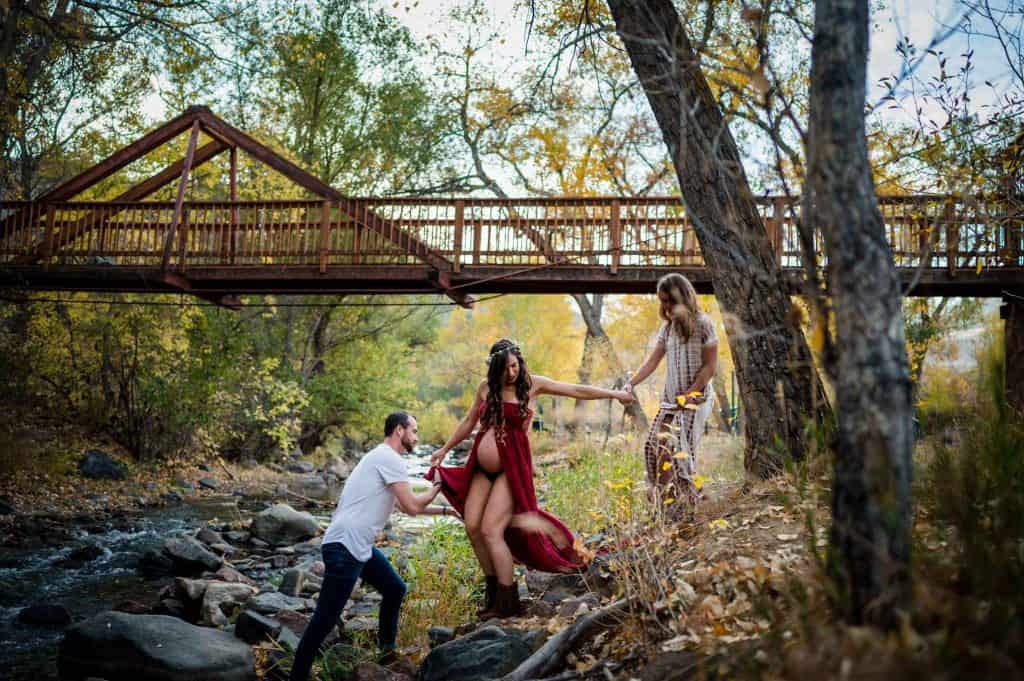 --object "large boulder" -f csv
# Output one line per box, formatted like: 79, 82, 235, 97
233, 610, 282, 644
58, 612, 256, 681
200, 582, 256, 627
248, 592, 309, 615
163, 537, 224, 576
250, 505, 318, 546
416, 626, 533, 681
288, 474, 331, 500
78, 450, 128, 481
